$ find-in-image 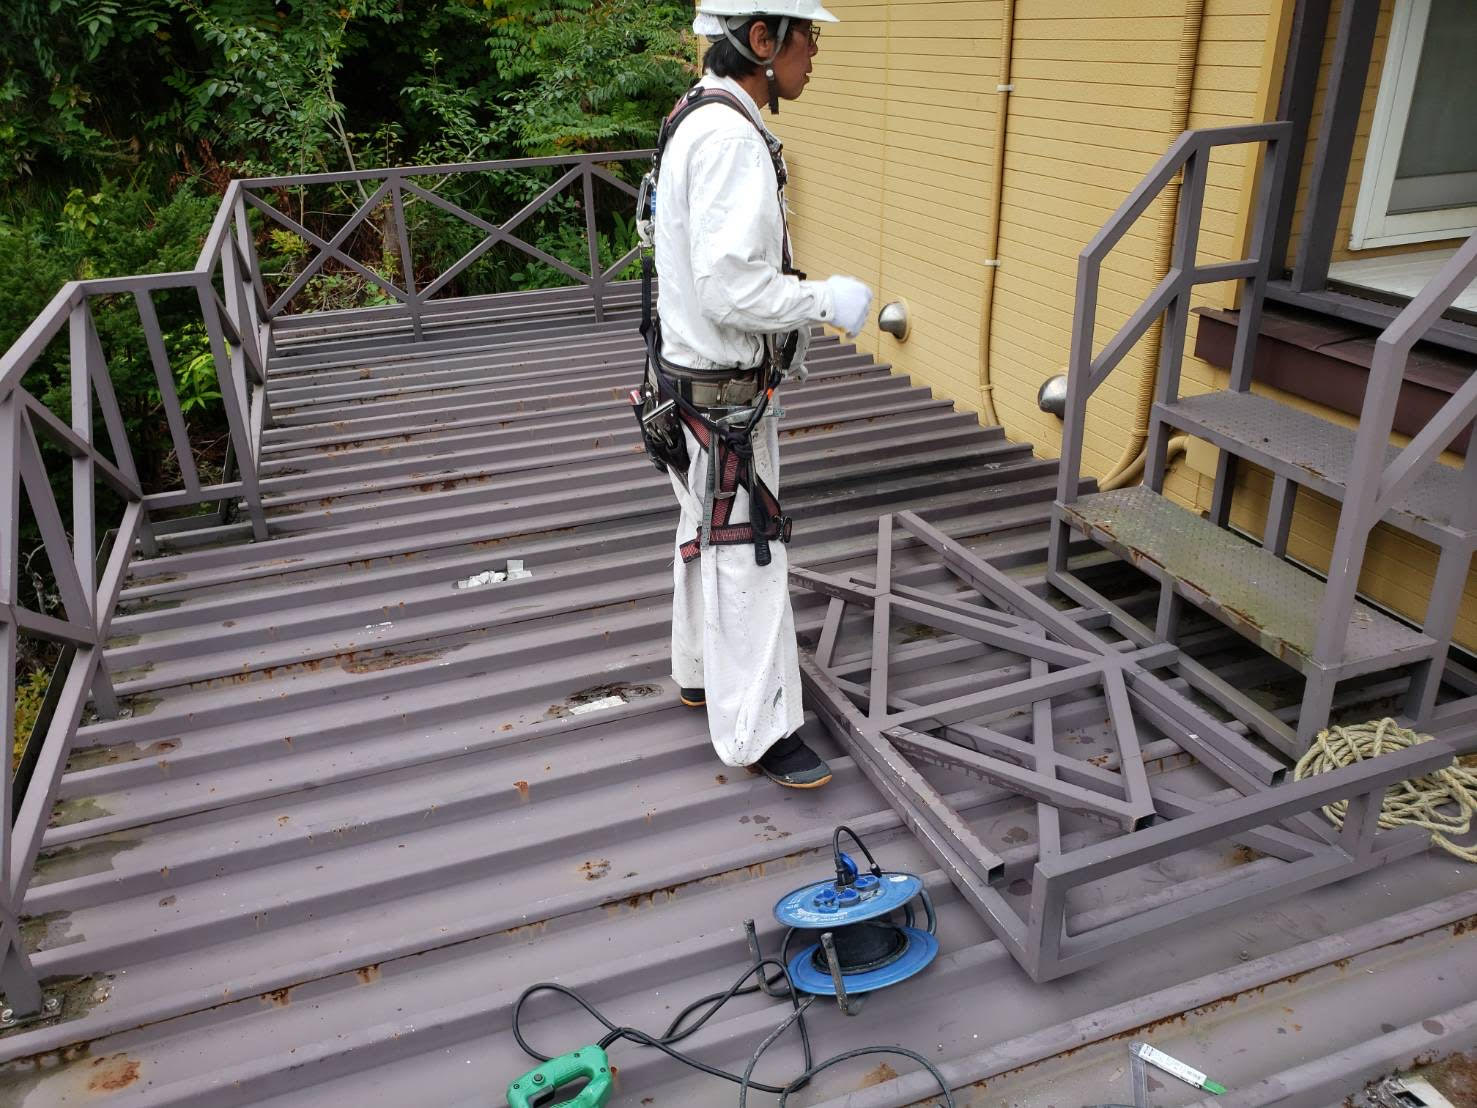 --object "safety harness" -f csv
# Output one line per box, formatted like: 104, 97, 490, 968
632, 85, 800, 568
